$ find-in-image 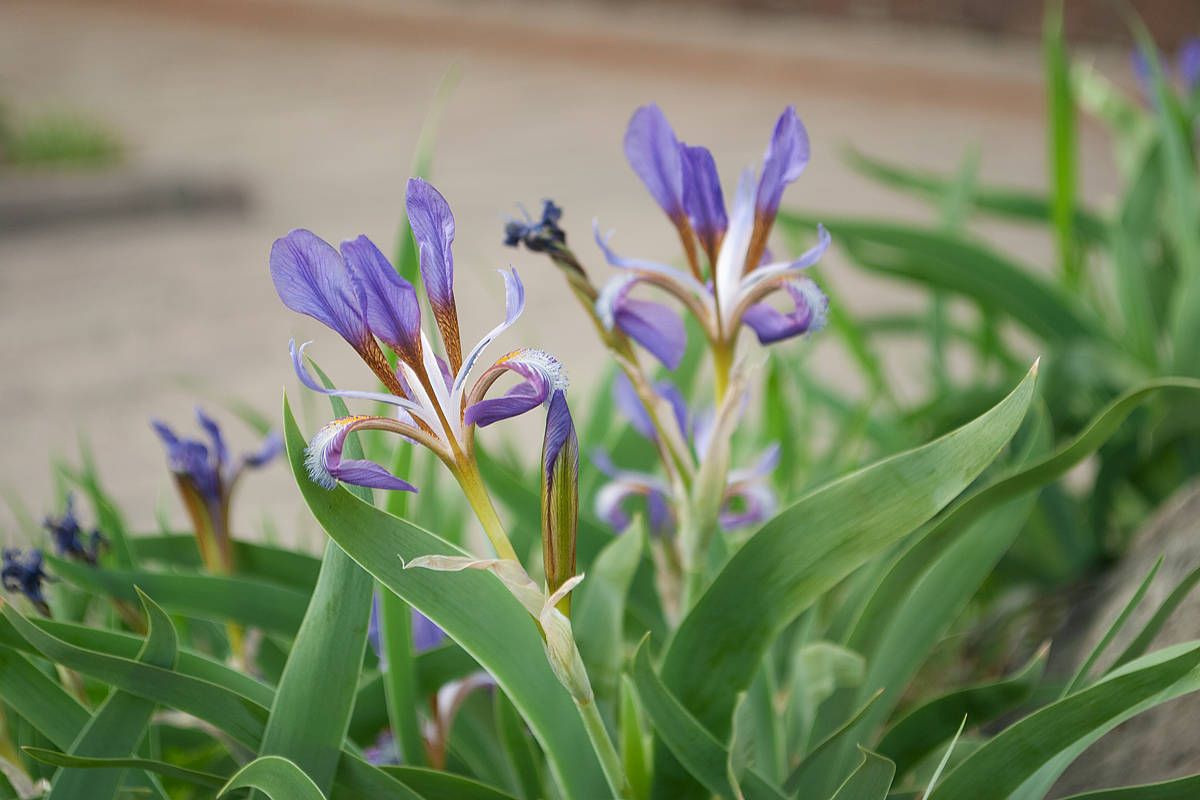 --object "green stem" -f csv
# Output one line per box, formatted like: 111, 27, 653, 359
455, 461, 519, 562
577, 697, 633, 800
